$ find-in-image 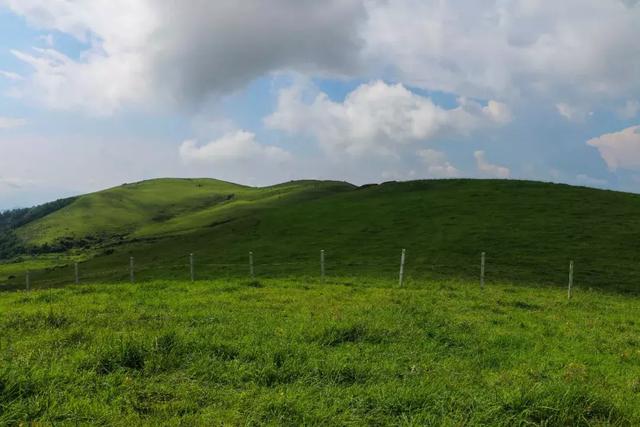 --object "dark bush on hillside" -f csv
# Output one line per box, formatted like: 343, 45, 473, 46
0, 230, 25, 260
0, 196, 77, 260
0, 196, 77, 231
